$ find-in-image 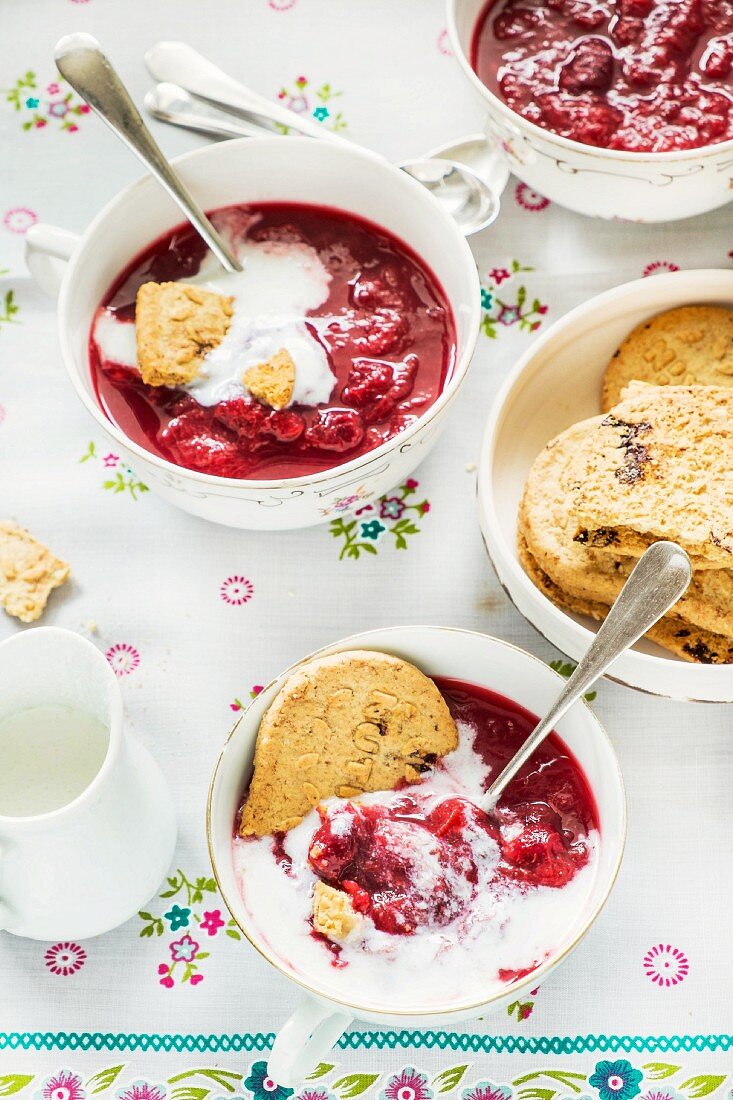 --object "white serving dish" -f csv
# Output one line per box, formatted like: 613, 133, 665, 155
25, 137, 480, 530
448, 0, 733, 223
477, 268, 733, 702
208, 625, 626, 1082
